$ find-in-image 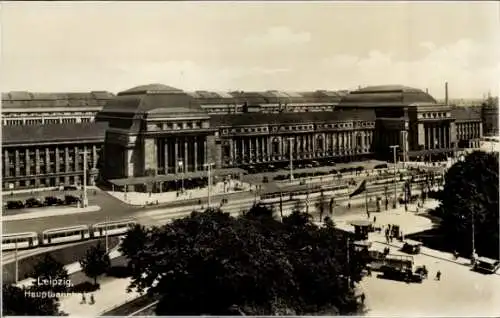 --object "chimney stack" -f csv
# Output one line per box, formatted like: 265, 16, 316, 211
425, 88, 429, 94
445, 82, 449, 105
